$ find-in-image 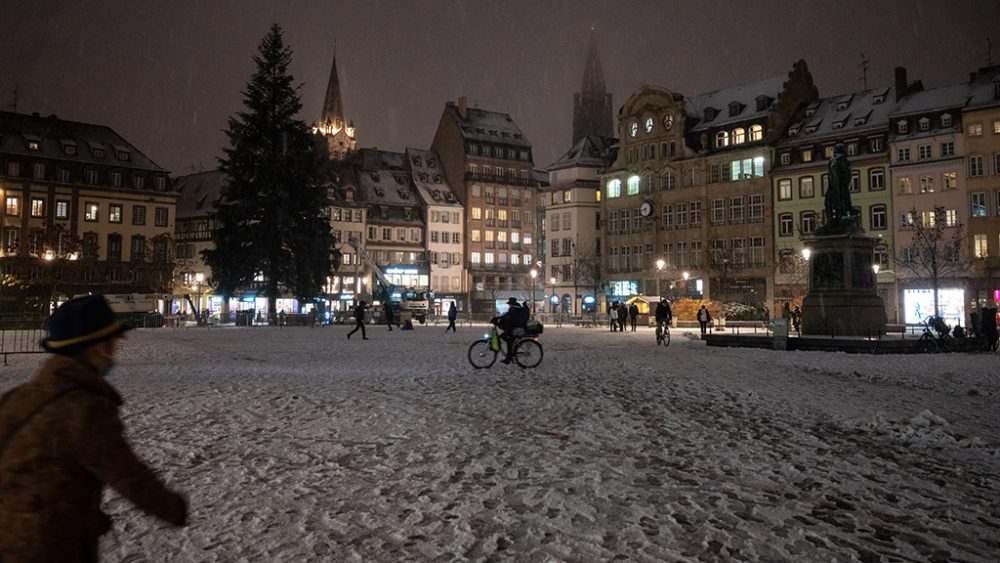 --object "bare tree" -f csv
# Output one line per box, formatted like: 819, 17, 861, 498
575, 239, 605, 314
894, 206, 968, 319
